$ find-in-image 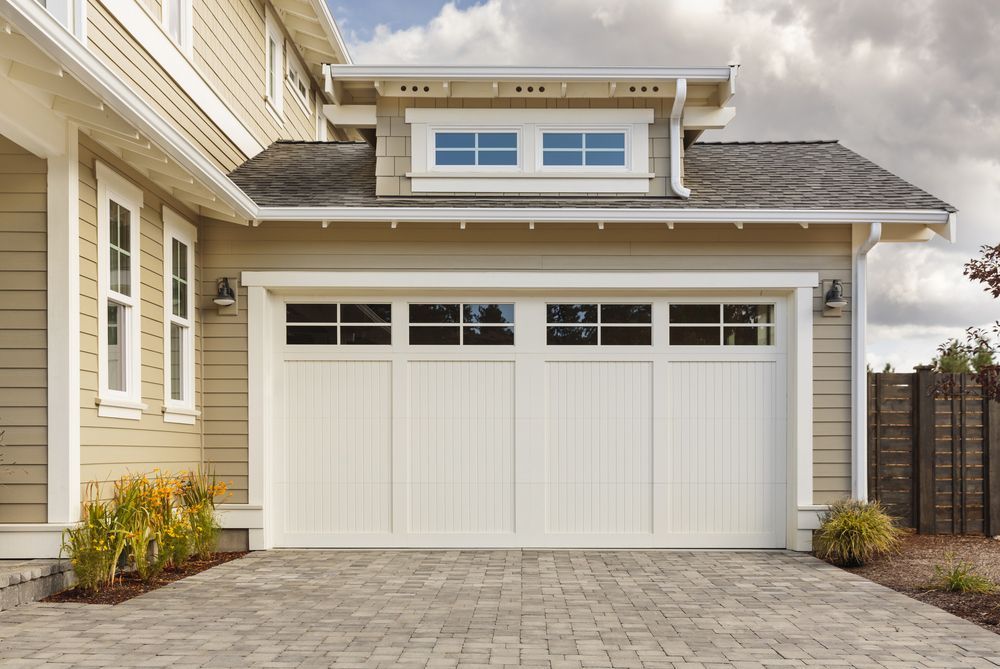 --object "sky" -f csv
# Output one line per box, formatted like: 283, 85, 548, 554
329, 0, 1000, 371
